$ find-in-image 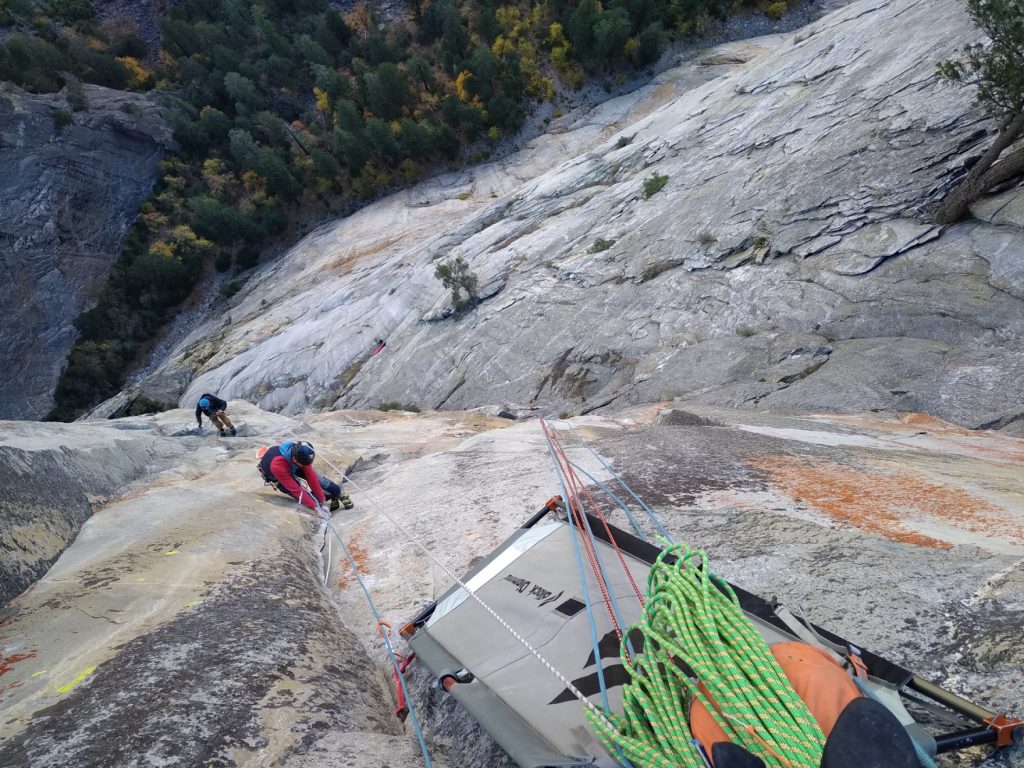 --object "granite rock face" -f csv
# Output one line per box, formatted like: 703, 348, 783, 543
0, 415, 190, 605
126, 0, 1023, 431
1, 404, 1021, 767
0, 83, 173, 420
